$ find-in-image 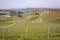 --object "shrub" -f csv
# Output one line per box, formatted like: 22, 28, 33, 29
29, 16, 38, 20
0, 17, 13, 23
